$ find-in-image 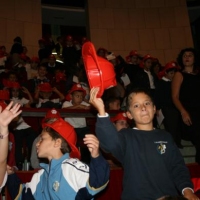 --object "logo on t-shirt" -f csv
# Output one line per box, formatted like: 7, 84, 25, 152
155, 141, 167, 154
